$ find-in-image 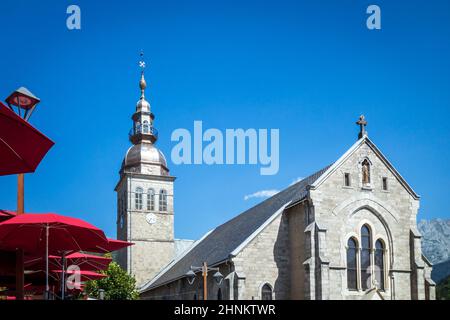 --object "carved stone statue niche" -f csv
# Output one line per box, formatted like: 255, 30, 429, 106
362, 159, 371, 185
